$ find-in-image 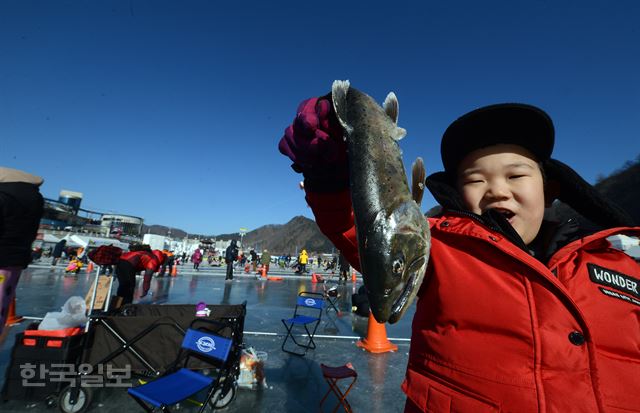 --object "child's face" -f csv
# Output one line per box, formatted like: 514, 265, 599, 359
456, 144, 545, 245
